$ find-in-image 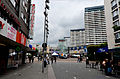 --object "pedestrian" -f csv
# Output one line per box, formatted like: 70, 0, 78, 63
77, 56, 80, 63
51, 56, 53, 64
54, 56, 56, 63
86, 59, 89, 68
28, 55, 32, 63
32, 56, 34, 63
47, 56, 50, 64
38, 55, 40, 61
105, 59, 112, 75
